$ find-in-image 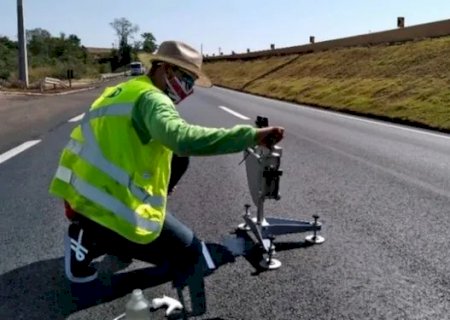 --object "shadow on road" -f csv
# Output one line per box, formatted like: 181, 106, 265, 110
0, 243, 235, 320
0, 237, 311, 319
0, 256, 170, 319
229, 231, 315, 276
